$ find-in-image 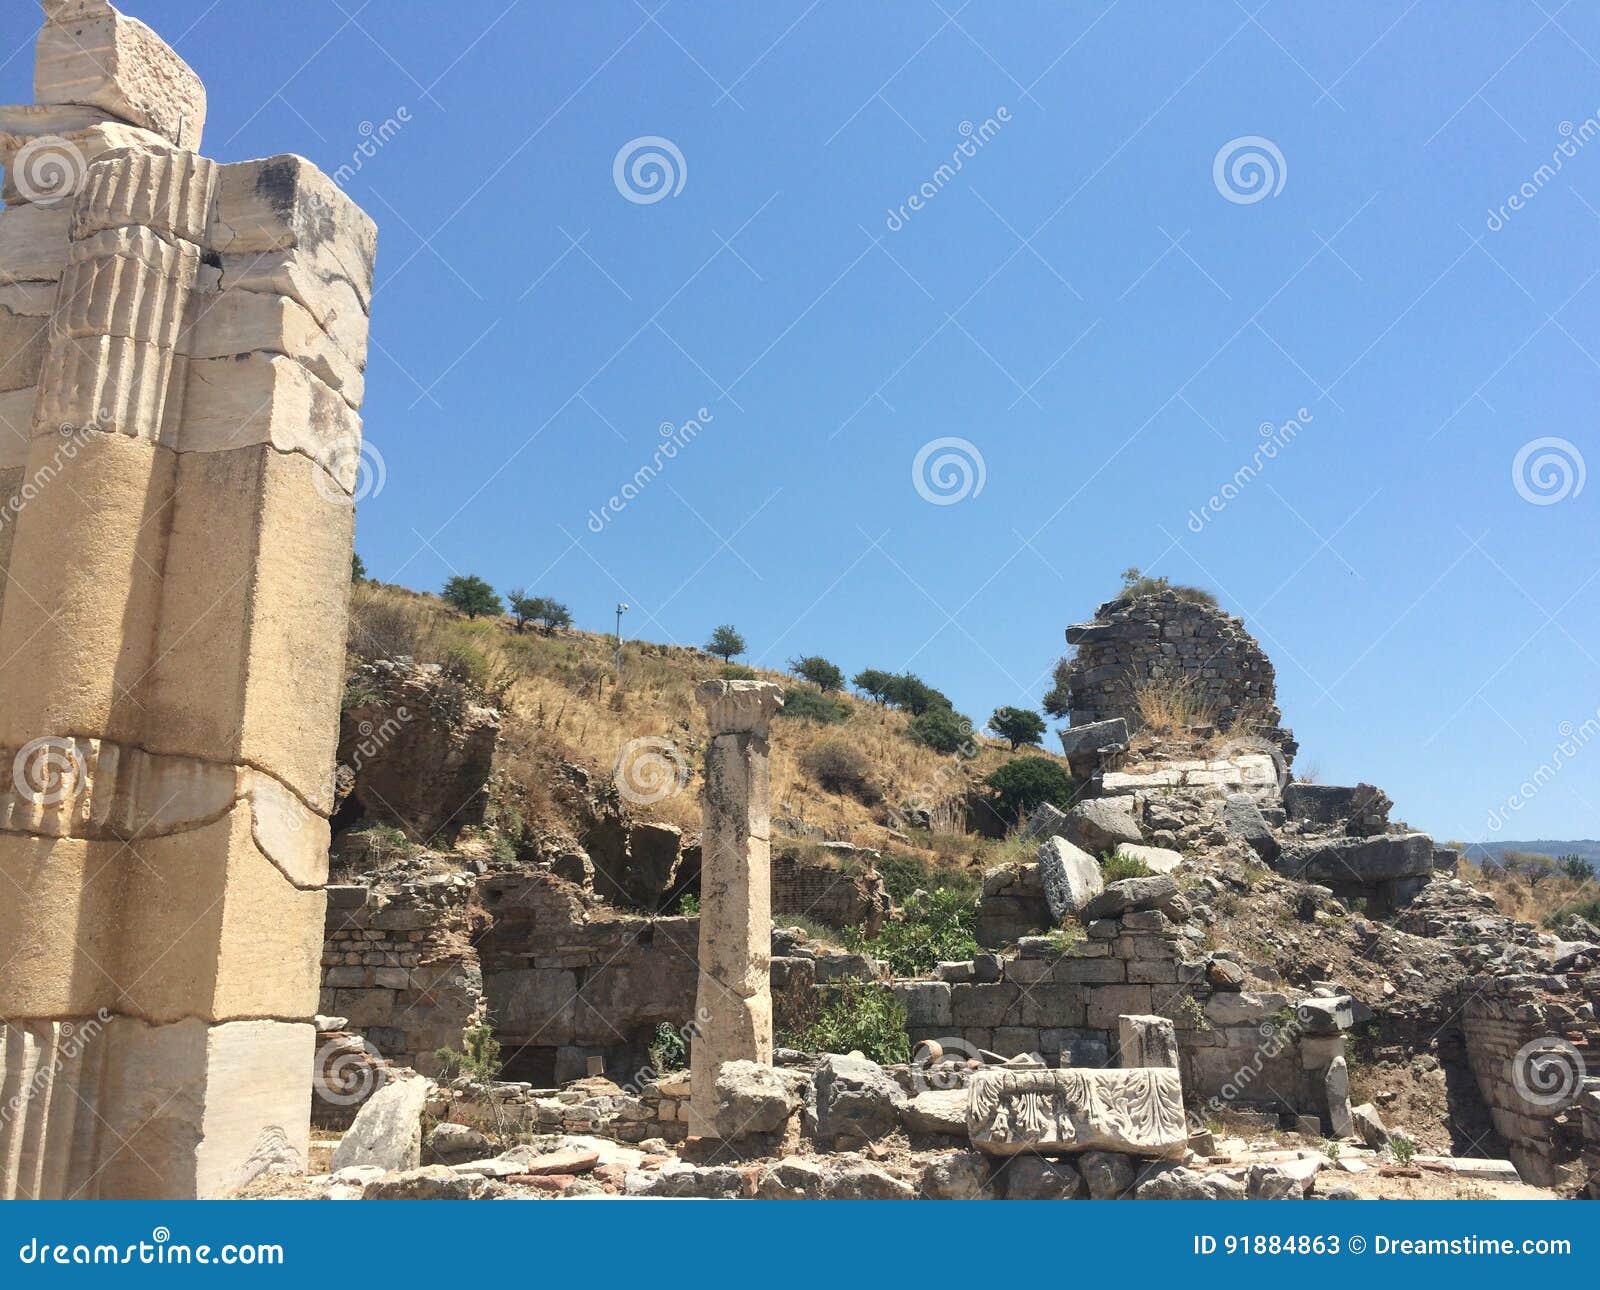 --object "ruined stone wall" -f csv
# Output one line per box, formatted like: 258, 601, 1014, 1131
772, 849, 892, 936
1460, 975, 1598, 1189
1062, 592, 1291, 752
894, 917, 1332, 1123
1582, 1090, 1599, 1199
319, 879, 482, 1077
